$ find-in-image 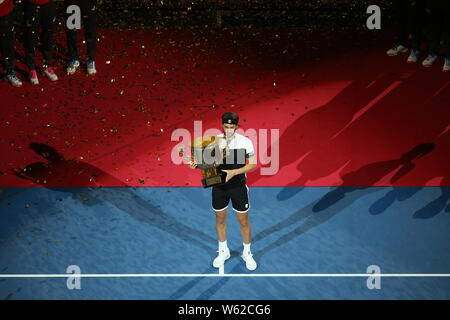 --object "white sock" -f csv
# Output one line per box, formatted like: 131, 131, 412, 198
243, 242, 251, 254
218, 240, 228, 251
